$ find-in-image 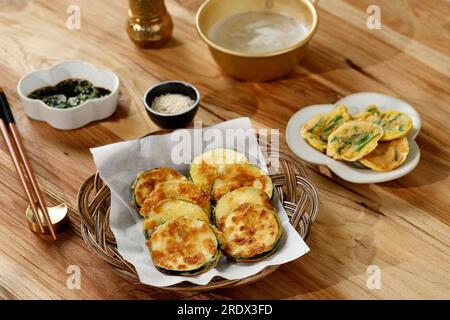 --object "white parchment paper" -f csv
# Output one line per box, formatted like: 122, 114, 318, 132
91, 117, 309, 287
